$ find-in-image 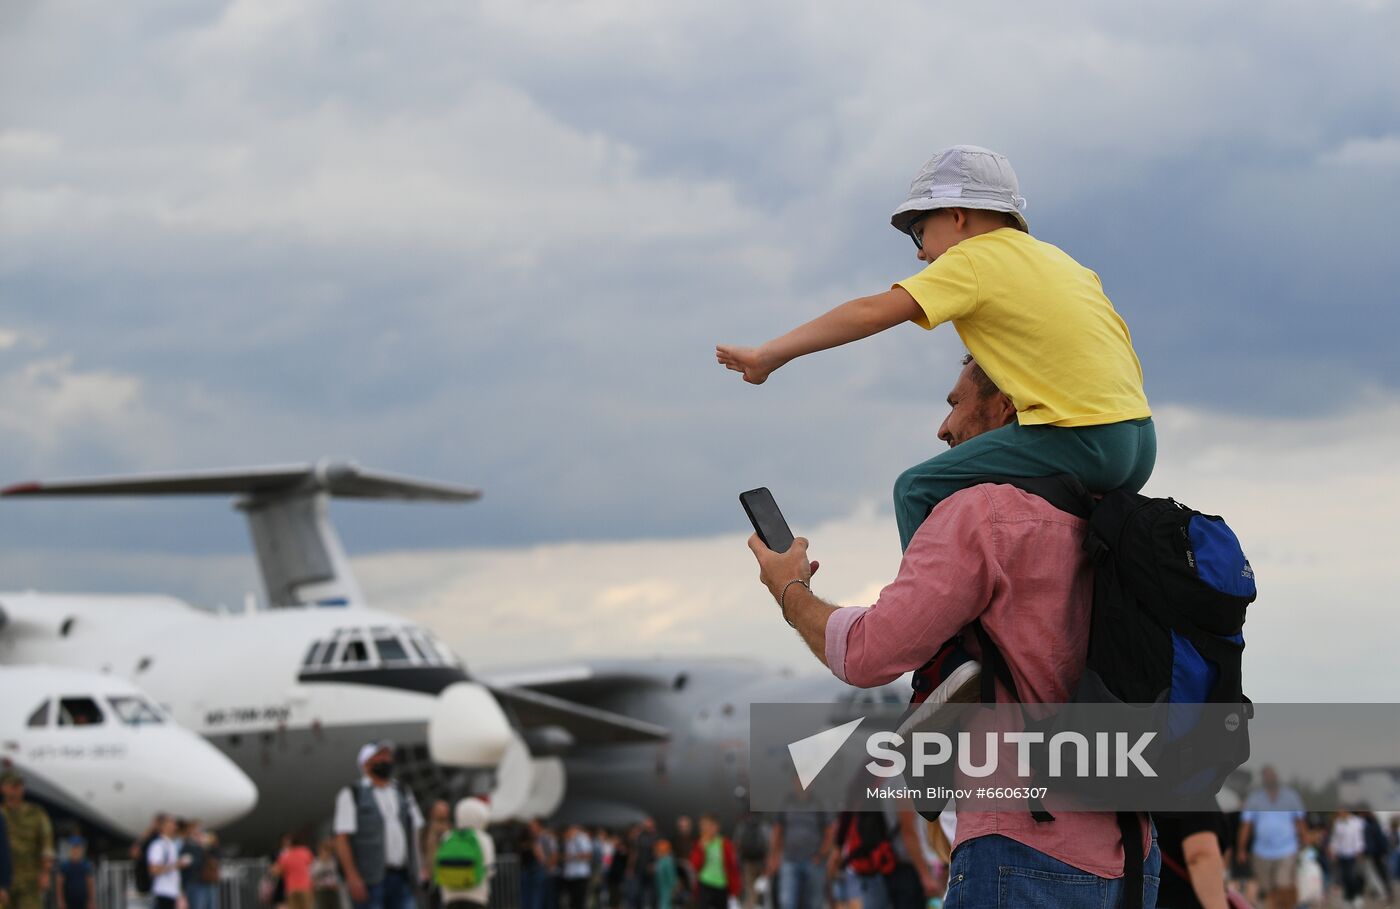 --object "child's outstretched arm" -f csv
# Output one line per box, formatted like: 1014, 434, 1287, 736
716, 287, 922, 384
